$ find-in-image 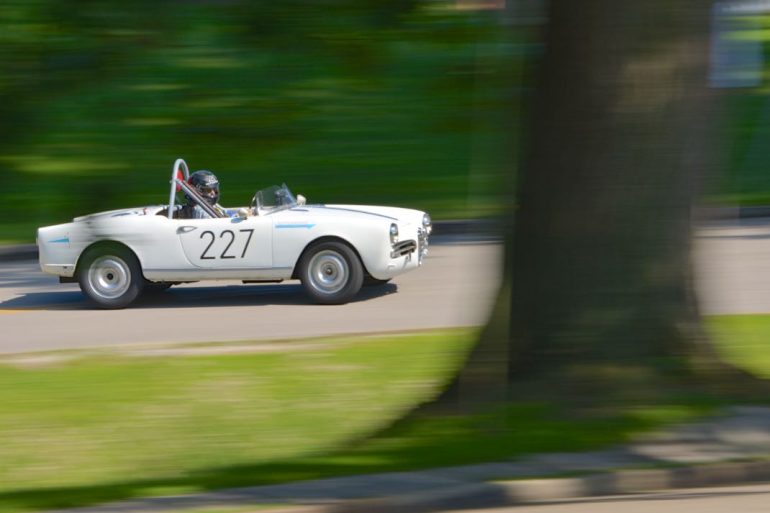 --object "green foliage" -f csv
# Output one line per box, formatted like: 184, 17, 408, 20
3, 2, 770, 244
0, 1, 513, 243
715, 14, 770, 205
